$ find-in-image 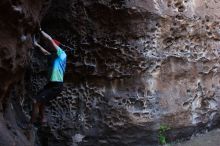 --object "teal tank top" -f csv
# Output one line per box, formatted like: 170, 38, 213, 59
49, 47, 67, 82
